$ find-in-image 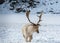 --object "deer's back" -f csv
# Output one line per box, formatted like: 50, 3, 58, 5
22, 24, 33, 36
